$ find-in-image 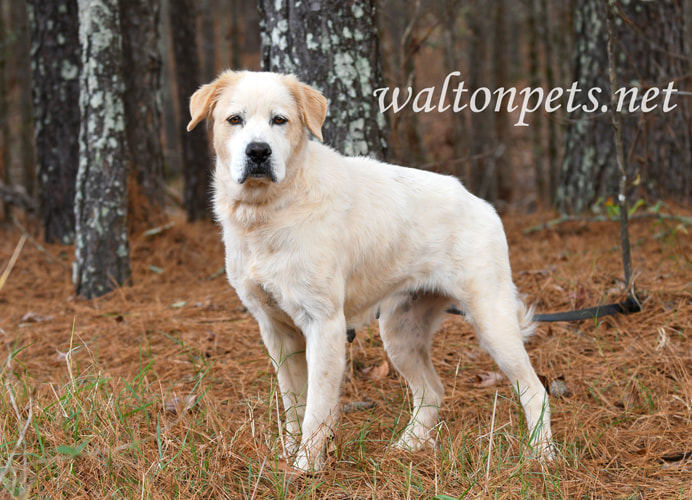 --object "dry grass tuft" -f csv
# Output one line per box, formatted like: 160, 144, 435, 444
0, 206, 691, 498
